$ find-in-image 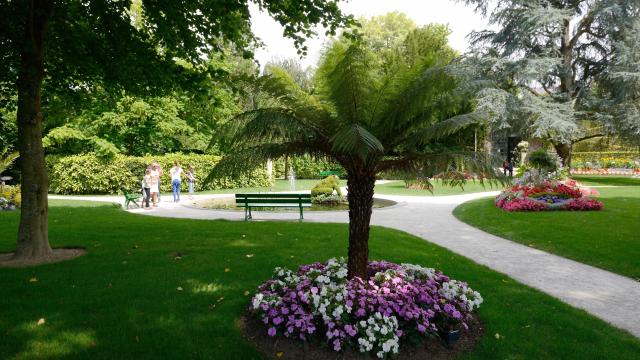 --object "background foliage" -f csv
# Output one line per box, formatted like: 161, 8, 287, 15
47, 154, 271, 195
